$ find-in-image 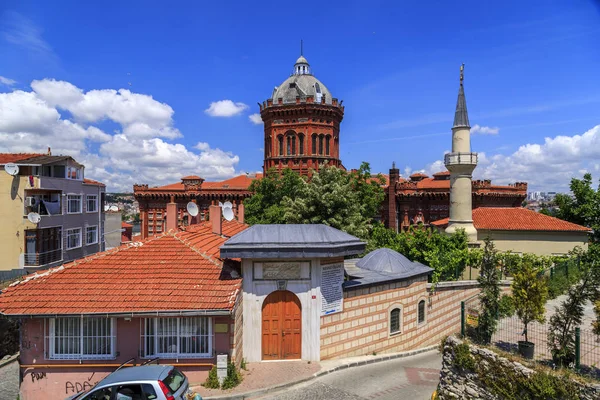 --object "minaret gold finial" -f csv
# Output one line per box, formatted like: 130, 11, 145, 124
460, 63, 464, 85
